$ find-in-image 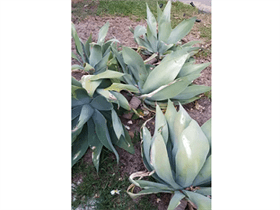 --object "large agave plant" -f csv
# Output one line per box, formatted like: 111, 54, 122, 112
72, 77, 134, 171
108, 45, 210, 108
127, 100, 211, 210
130, 1, 199, 58
71, 22, 118, 73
